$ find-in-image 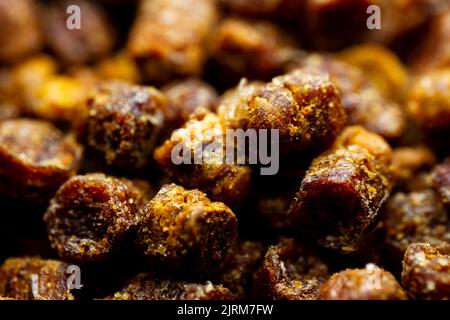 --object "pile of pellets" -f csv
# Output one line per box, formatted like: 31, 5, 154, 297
0, 0, 449, 300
